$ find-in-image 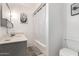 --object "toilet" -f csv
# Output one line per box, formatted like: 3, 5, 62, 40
59, 48, 78, 56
